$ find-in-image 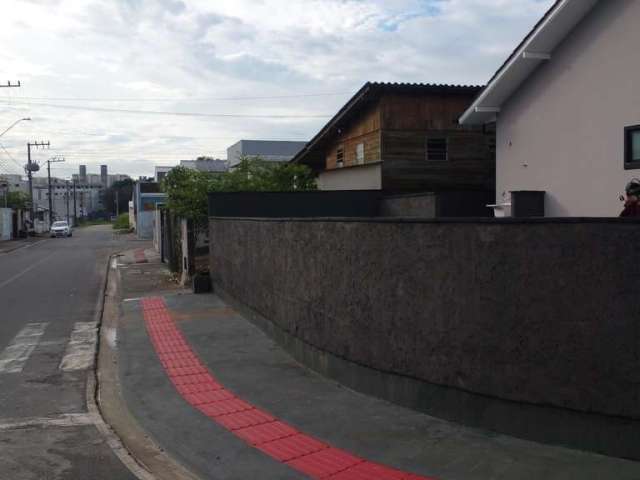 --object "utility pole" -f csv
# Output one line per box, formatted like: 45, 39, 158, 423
65, 181, 70, 225
46, 156, 64, 225
115, 190, 119, 217
73, 180, 77, 226
0, 81, 21, 89
79, 191, 84, 221
26, 141, 49, 228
